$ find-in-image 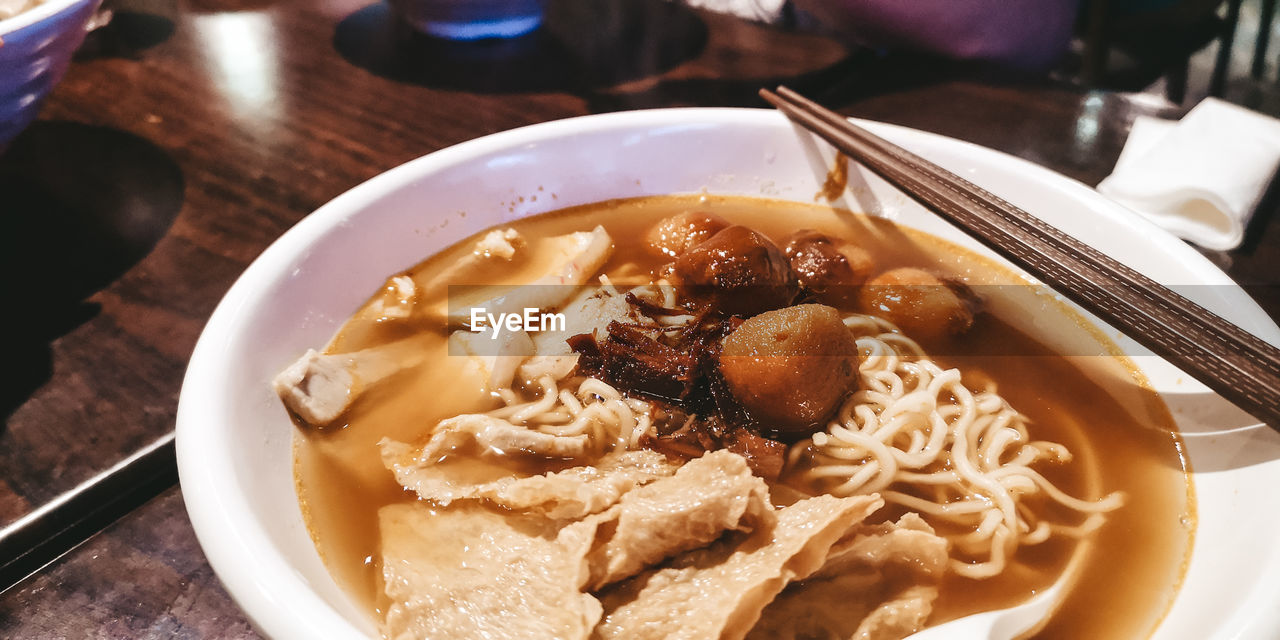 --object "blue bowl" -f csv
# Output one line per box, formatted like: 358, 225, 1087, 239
0, 0, 101, 148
